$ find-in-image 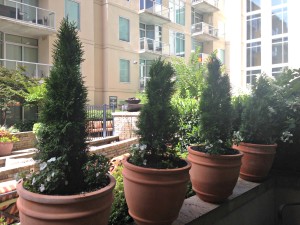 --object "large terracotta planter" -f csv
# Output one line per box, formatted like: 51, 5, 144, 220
0, 142, 14, 156
122, 158, 191, 225
17, 175, 116, 225
232, 142, 277, 182
187, 146, 243, 203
